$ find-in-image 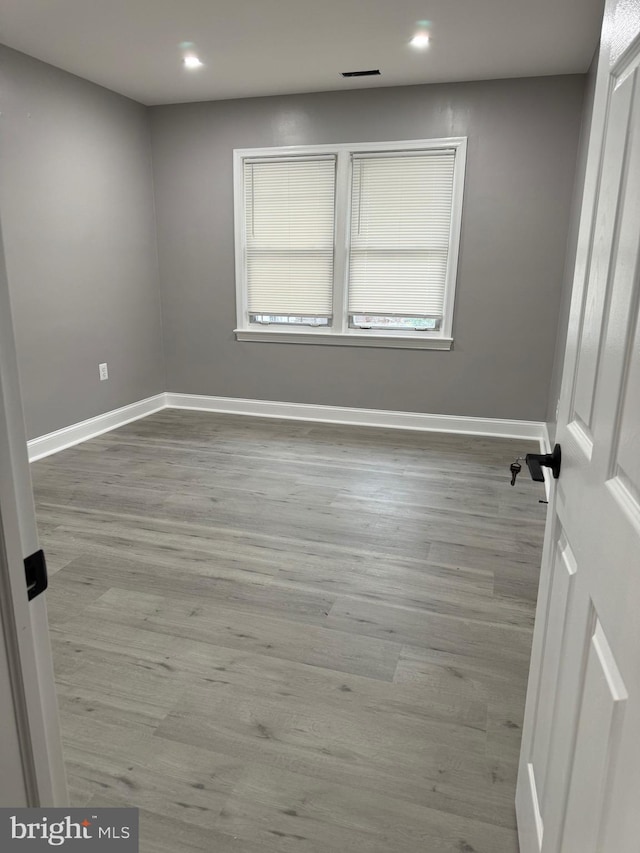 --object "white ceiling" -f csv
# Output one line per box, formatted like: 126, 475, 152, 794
1, 0, 604, 106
